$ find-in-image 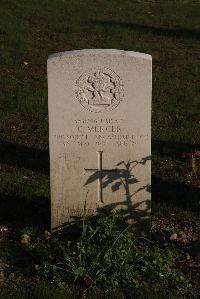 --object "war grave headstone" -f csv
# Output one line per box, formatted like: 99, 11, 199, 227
48, 49, 151, 234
